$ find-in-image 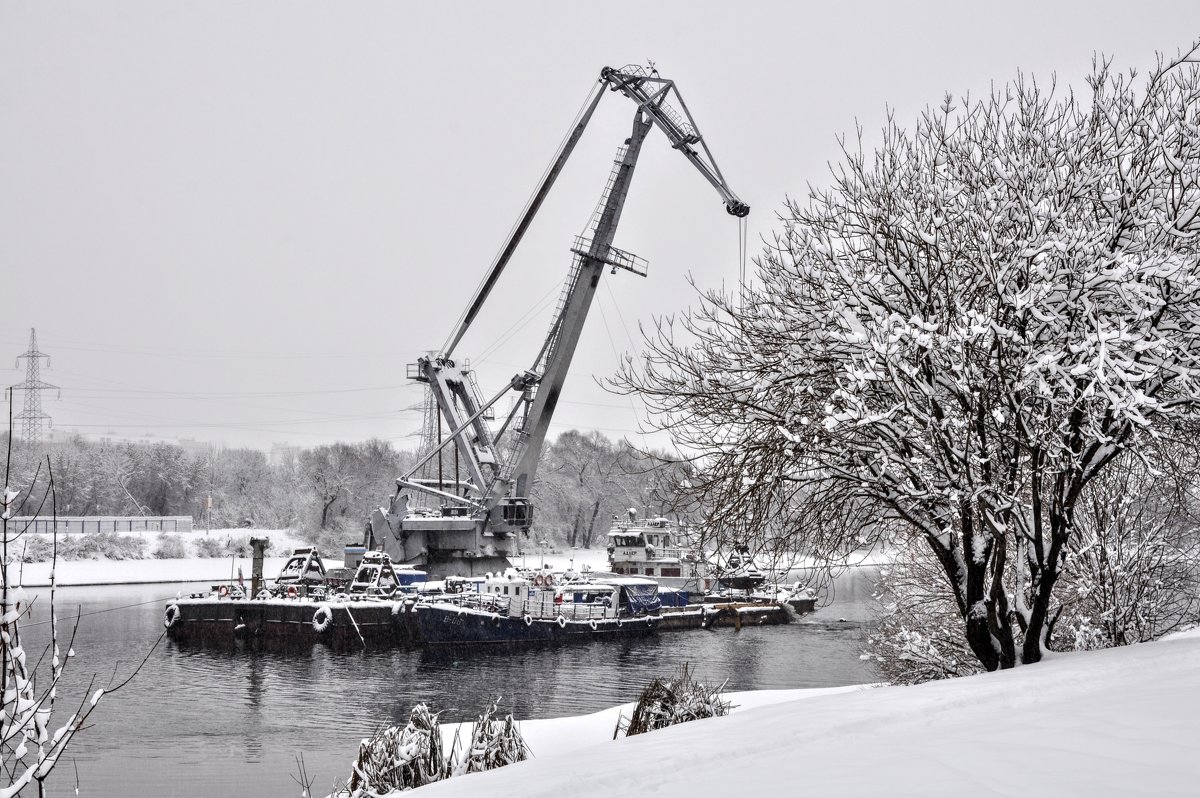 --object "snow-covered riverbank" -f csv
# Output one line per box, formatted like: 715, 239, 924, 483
14, 528, 306, 586
415, 629, 1200, 797
13, 530, 609, 588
